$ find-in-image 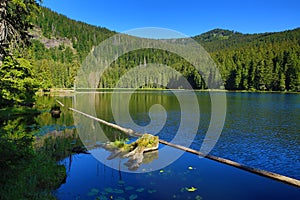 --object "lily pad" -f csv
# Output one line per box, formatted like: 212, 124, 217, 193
118, 180, 125, 185
188, 166, 193, 170
113, 189, 124, 194
125, 186, 134, 190
101, 191, 108, 195
87, 188, 99, 196
96, 195, 108, 200
91, 188, 99, 193
87, 192, 96, 197
104, 187, 113, 193
148, 189, 157, 194
185, 187, 197, 192
136, 188, 145, 192
159, 170, 164, 173
129, 194, 138, 200
195, 195, 202, 200
115, 197, 126, 200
